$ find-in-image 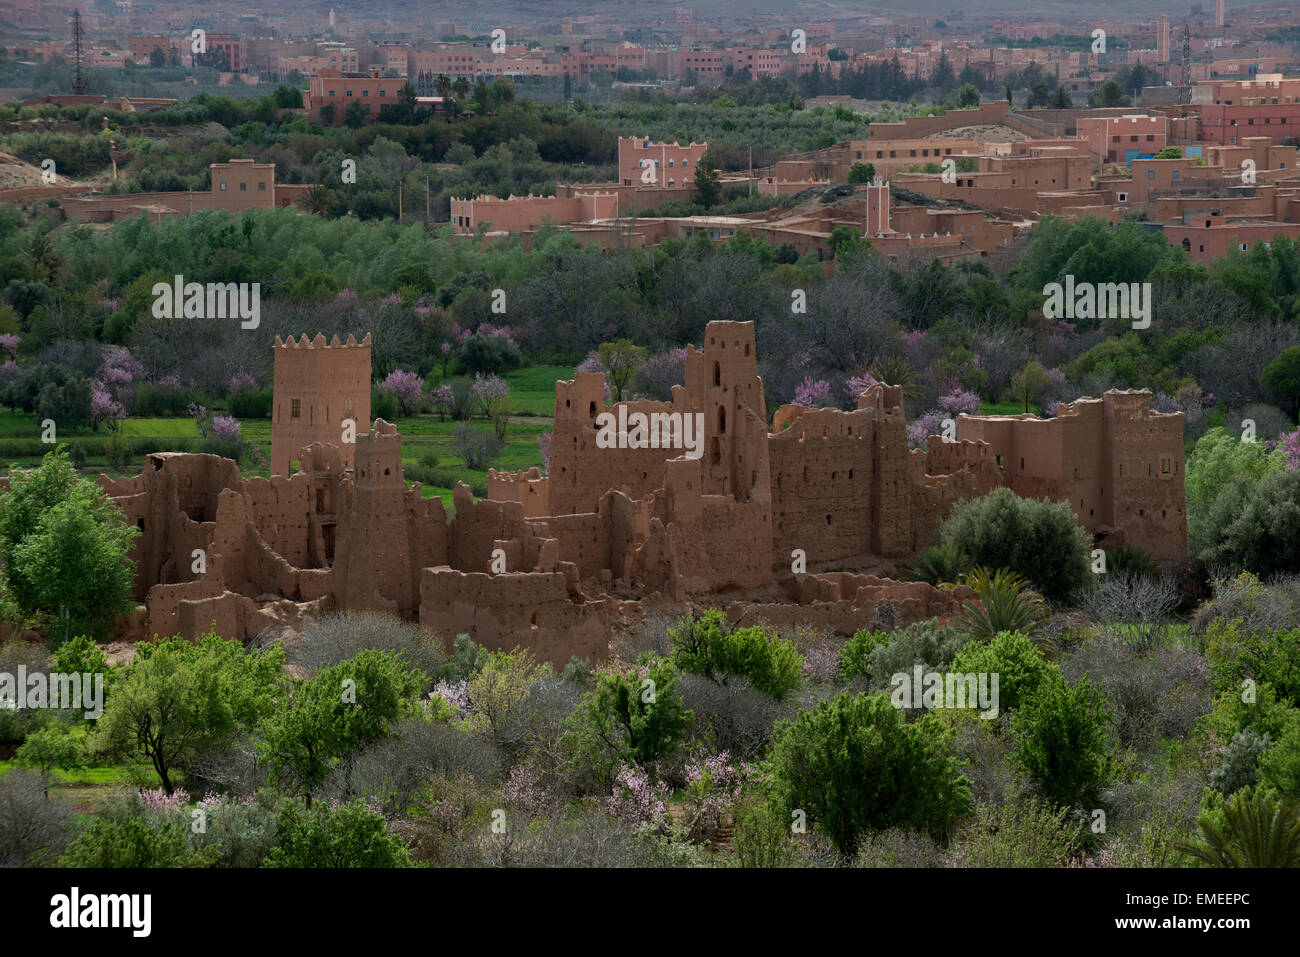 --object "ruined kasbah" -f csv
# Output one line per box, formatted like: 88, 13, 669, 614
99, 321, 1185, 667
